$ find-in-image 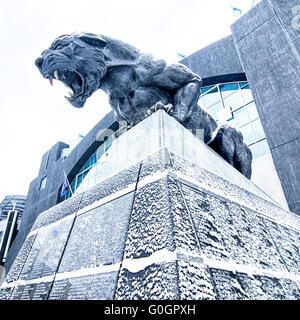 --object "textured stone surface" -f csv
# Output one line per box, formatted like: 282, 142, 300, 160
210, 268, 300, 300
182, 184, 289, 271
177, 260, 216, 300
57, 192, 134, 273
4, 235, 37, 285
10, 282, 52, 300
17, 219, 73, 282
122, 178, 174, 260
49, 272, 117, 300
31, 192, 83, 231
1, 111, 299, 300
115, 262, 179, 300
78, 163, 139, 210
180, 35, 244, 82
